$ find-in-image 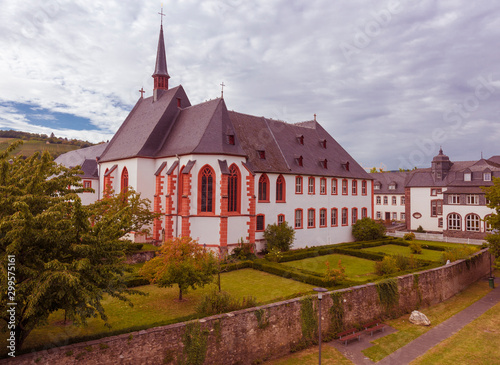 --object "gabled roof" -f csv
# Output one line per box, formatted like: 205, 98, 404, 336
370, 171, 409, 194
55, 143, 108, 179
